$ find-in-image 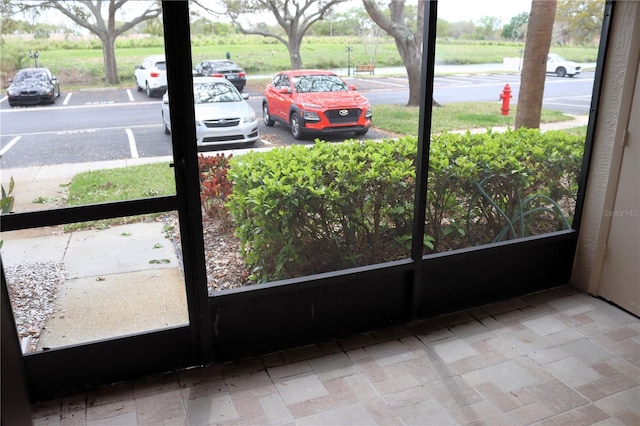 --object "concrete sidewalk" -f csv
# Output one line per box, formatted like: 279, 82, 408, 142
1, 157, 190, 351
458, 114, 589, 134
2, 218, 189, 351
